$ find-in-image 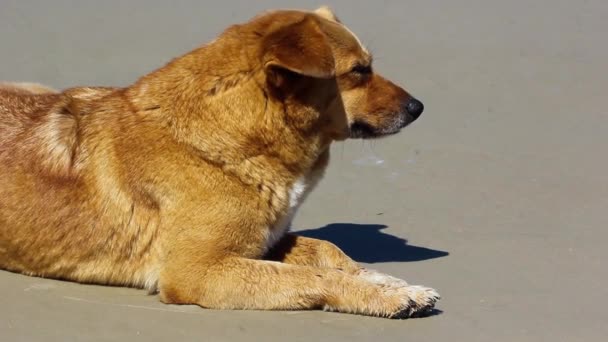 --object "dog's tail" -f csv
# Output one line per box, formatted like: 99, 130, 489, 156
0, 82, 57, 95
